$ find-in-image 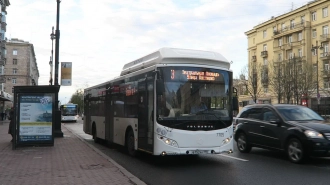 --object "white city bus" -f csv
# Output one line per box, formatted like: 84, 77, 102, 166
60, 103, 79, 122
83, 48, 238, 156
